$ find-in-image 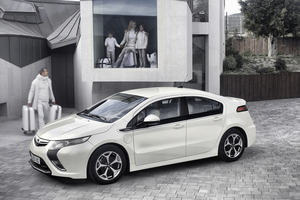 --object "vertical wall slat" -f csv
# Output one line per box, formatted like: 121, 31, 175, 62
220, 73, 300, 101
